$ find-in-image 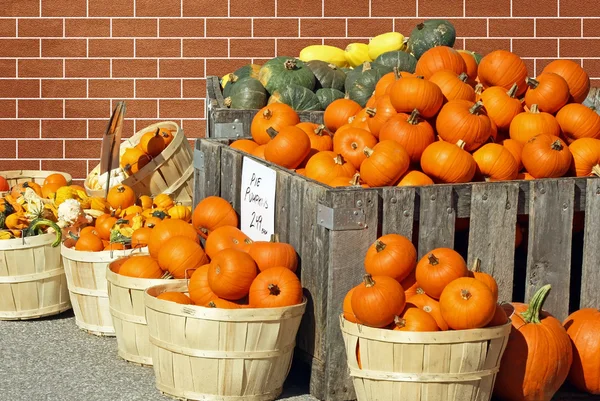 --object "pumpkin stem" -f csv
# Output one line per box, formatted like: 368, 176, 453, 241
224, 97, 232, 108
207, 301, 217, 308
520, 284, 552, 324
362, 62, 372, 72
200, 227, 209, 236
348, 115, 356, 124
334, 154, 344, 165
461, 289, 472, 301
365, 108, 376, 117
526, 77, 539, 89
416, 23, 425, 30
551, 139, 564, 151
428, 253, 439, 266
415, 75, 425, 79
592, 165, 600, 177
270, 233, 280, 243
407, 109, 420, 125
284, 59, 298, 70
474, 83, 484, 95
263, 108, 273, 120
363, 273, 375, 288
351, 142, 358, 150
416, 287, 426, 295
456, 140, 467, 150
327, 63, 338, 70
507, 83, 519, 98
375, 239, 386, 253
471, 257, 482, 273
266, 127, 278, 139
469, 101, 484, 115
230, 74, 239, 84
350, 173, 362, 186
394, 315, 406, 328
363, 146, 374, 157
245, 238, 253, 245
422, 305, 433, 313
458, 72, 469, 82
268, 283, 281, 296
314, 124, 328, 136
529, 104, 540, 113
393, 66, 400, 80
344, 92, 350, 100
